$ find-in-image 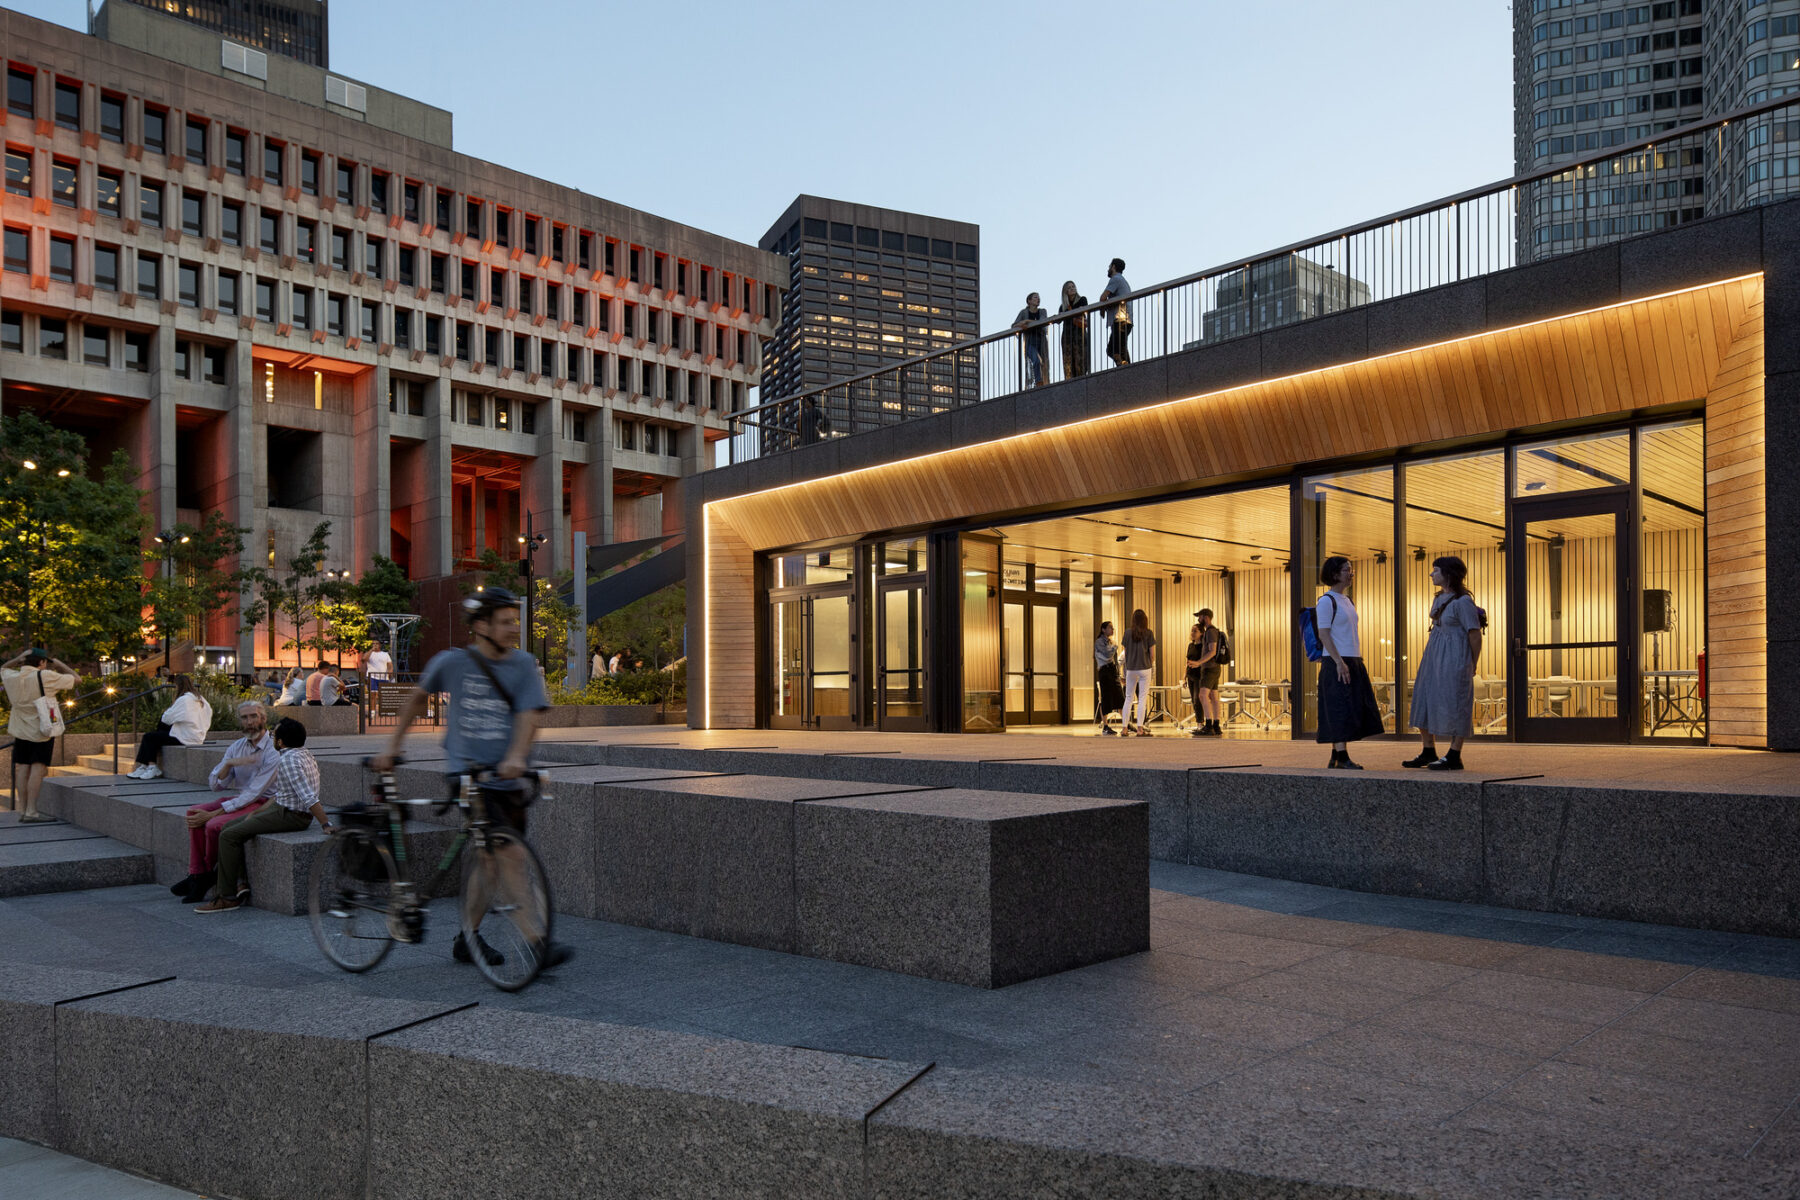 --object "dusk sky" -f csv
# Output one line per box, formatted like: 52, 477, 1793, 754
11, 0, 1515, 335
